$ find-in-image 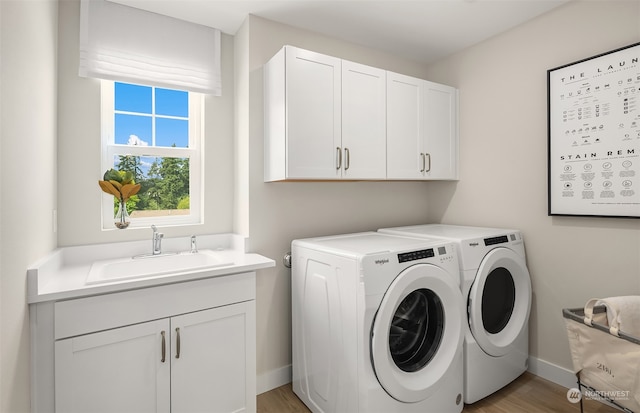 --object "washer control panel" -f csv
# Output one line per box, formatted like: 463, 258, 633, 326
397, 245, 456, 264
398, 248, 435, 263
437, 245, 456, 263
